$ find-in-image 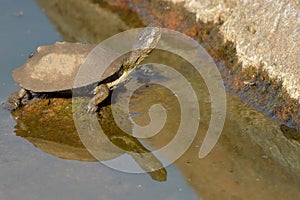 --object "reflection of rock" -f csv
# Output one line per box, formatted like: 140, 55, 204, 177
11, 97, 167, 182
25, 137, 98, 162
12, 98, 118, 161
35, 0, 141, 43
